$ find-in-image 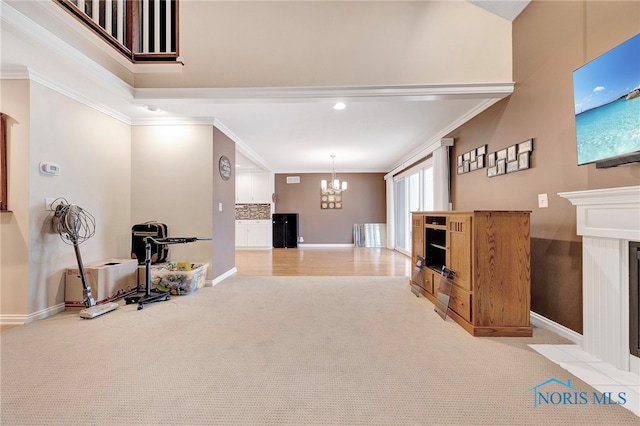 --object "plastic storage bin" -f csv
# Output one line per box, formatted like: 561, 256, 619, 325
149, 262, 208, 295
